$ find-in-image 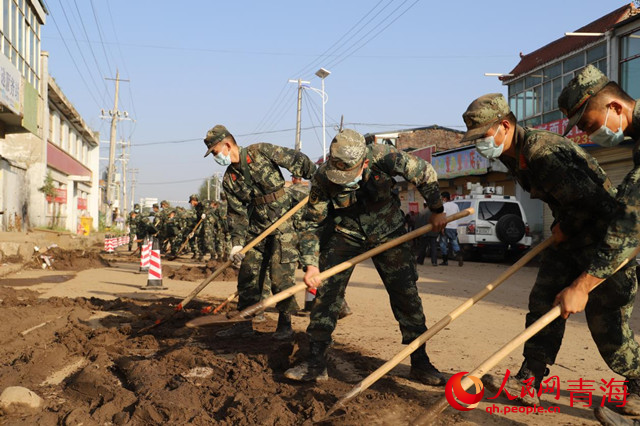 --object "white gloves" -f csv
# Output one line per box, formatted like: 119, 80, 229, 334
201, 213, 206, 219
230, 245, 245, 267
